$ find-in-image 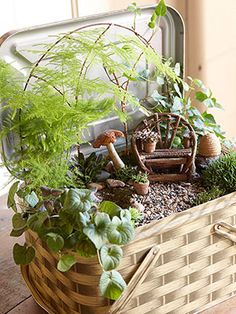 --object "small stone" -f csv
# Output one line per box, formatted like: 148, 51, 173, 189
96, 170, 111, 182
87, 182, 105, 191
105, 161, 115, 173
106, 179, 125, 188
130, 199, 145, 212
